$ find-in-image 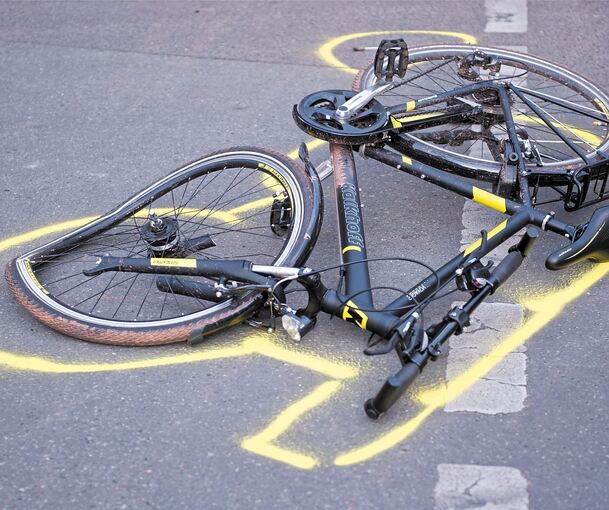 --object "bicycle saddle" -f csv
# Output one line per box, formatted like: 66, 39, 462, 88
546, 205, 609, 270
